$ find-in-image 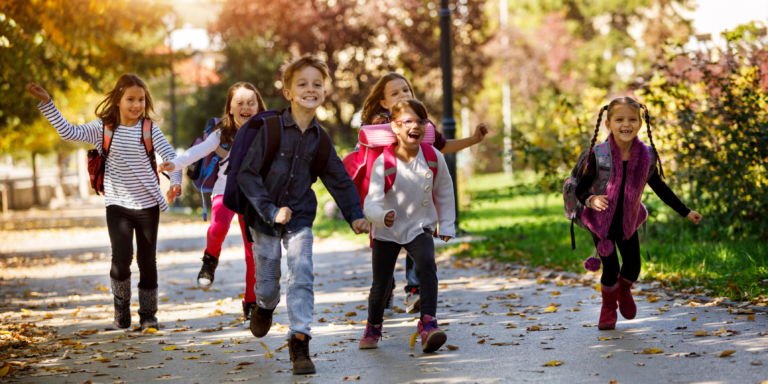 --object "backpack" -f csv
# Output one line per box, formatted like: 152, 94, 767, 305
562, 140, 657, 259
342, 121, 436, 209
87, 119, 167, 196
222, 110, 332, 218
185, 117, 229, 221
